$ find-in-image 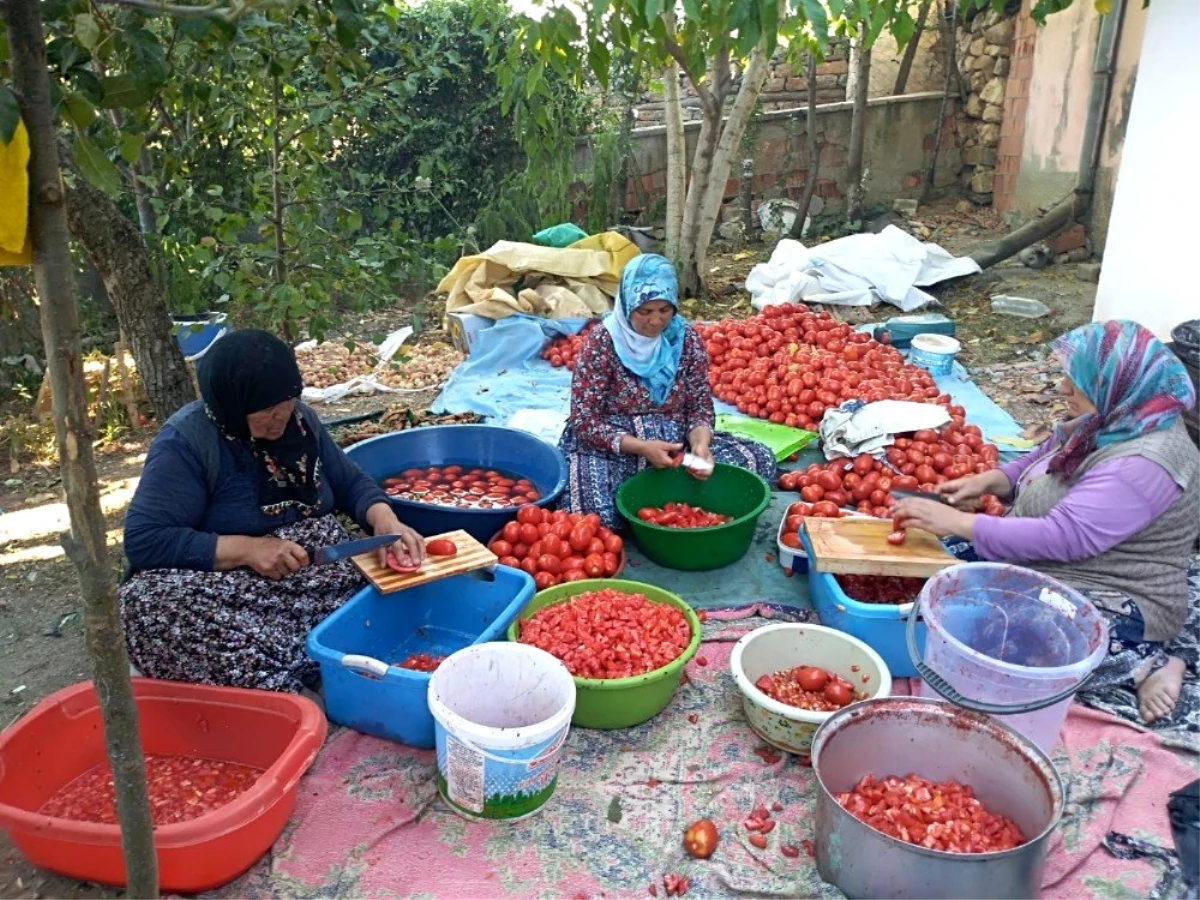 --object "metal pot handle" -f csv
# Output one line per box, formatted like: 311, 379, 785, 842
905, 594, 1088, 717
